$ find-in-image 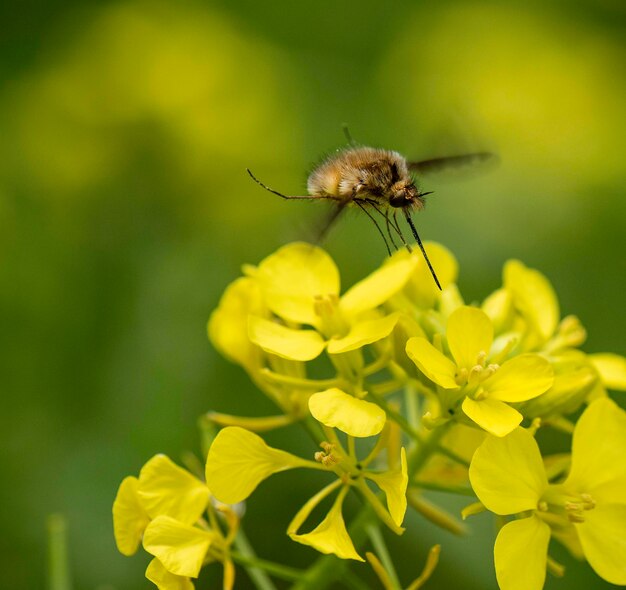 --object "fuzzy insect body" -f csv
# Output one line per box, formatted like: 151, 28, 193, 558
247, 143, 494, 291
307, 147, 425, 211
